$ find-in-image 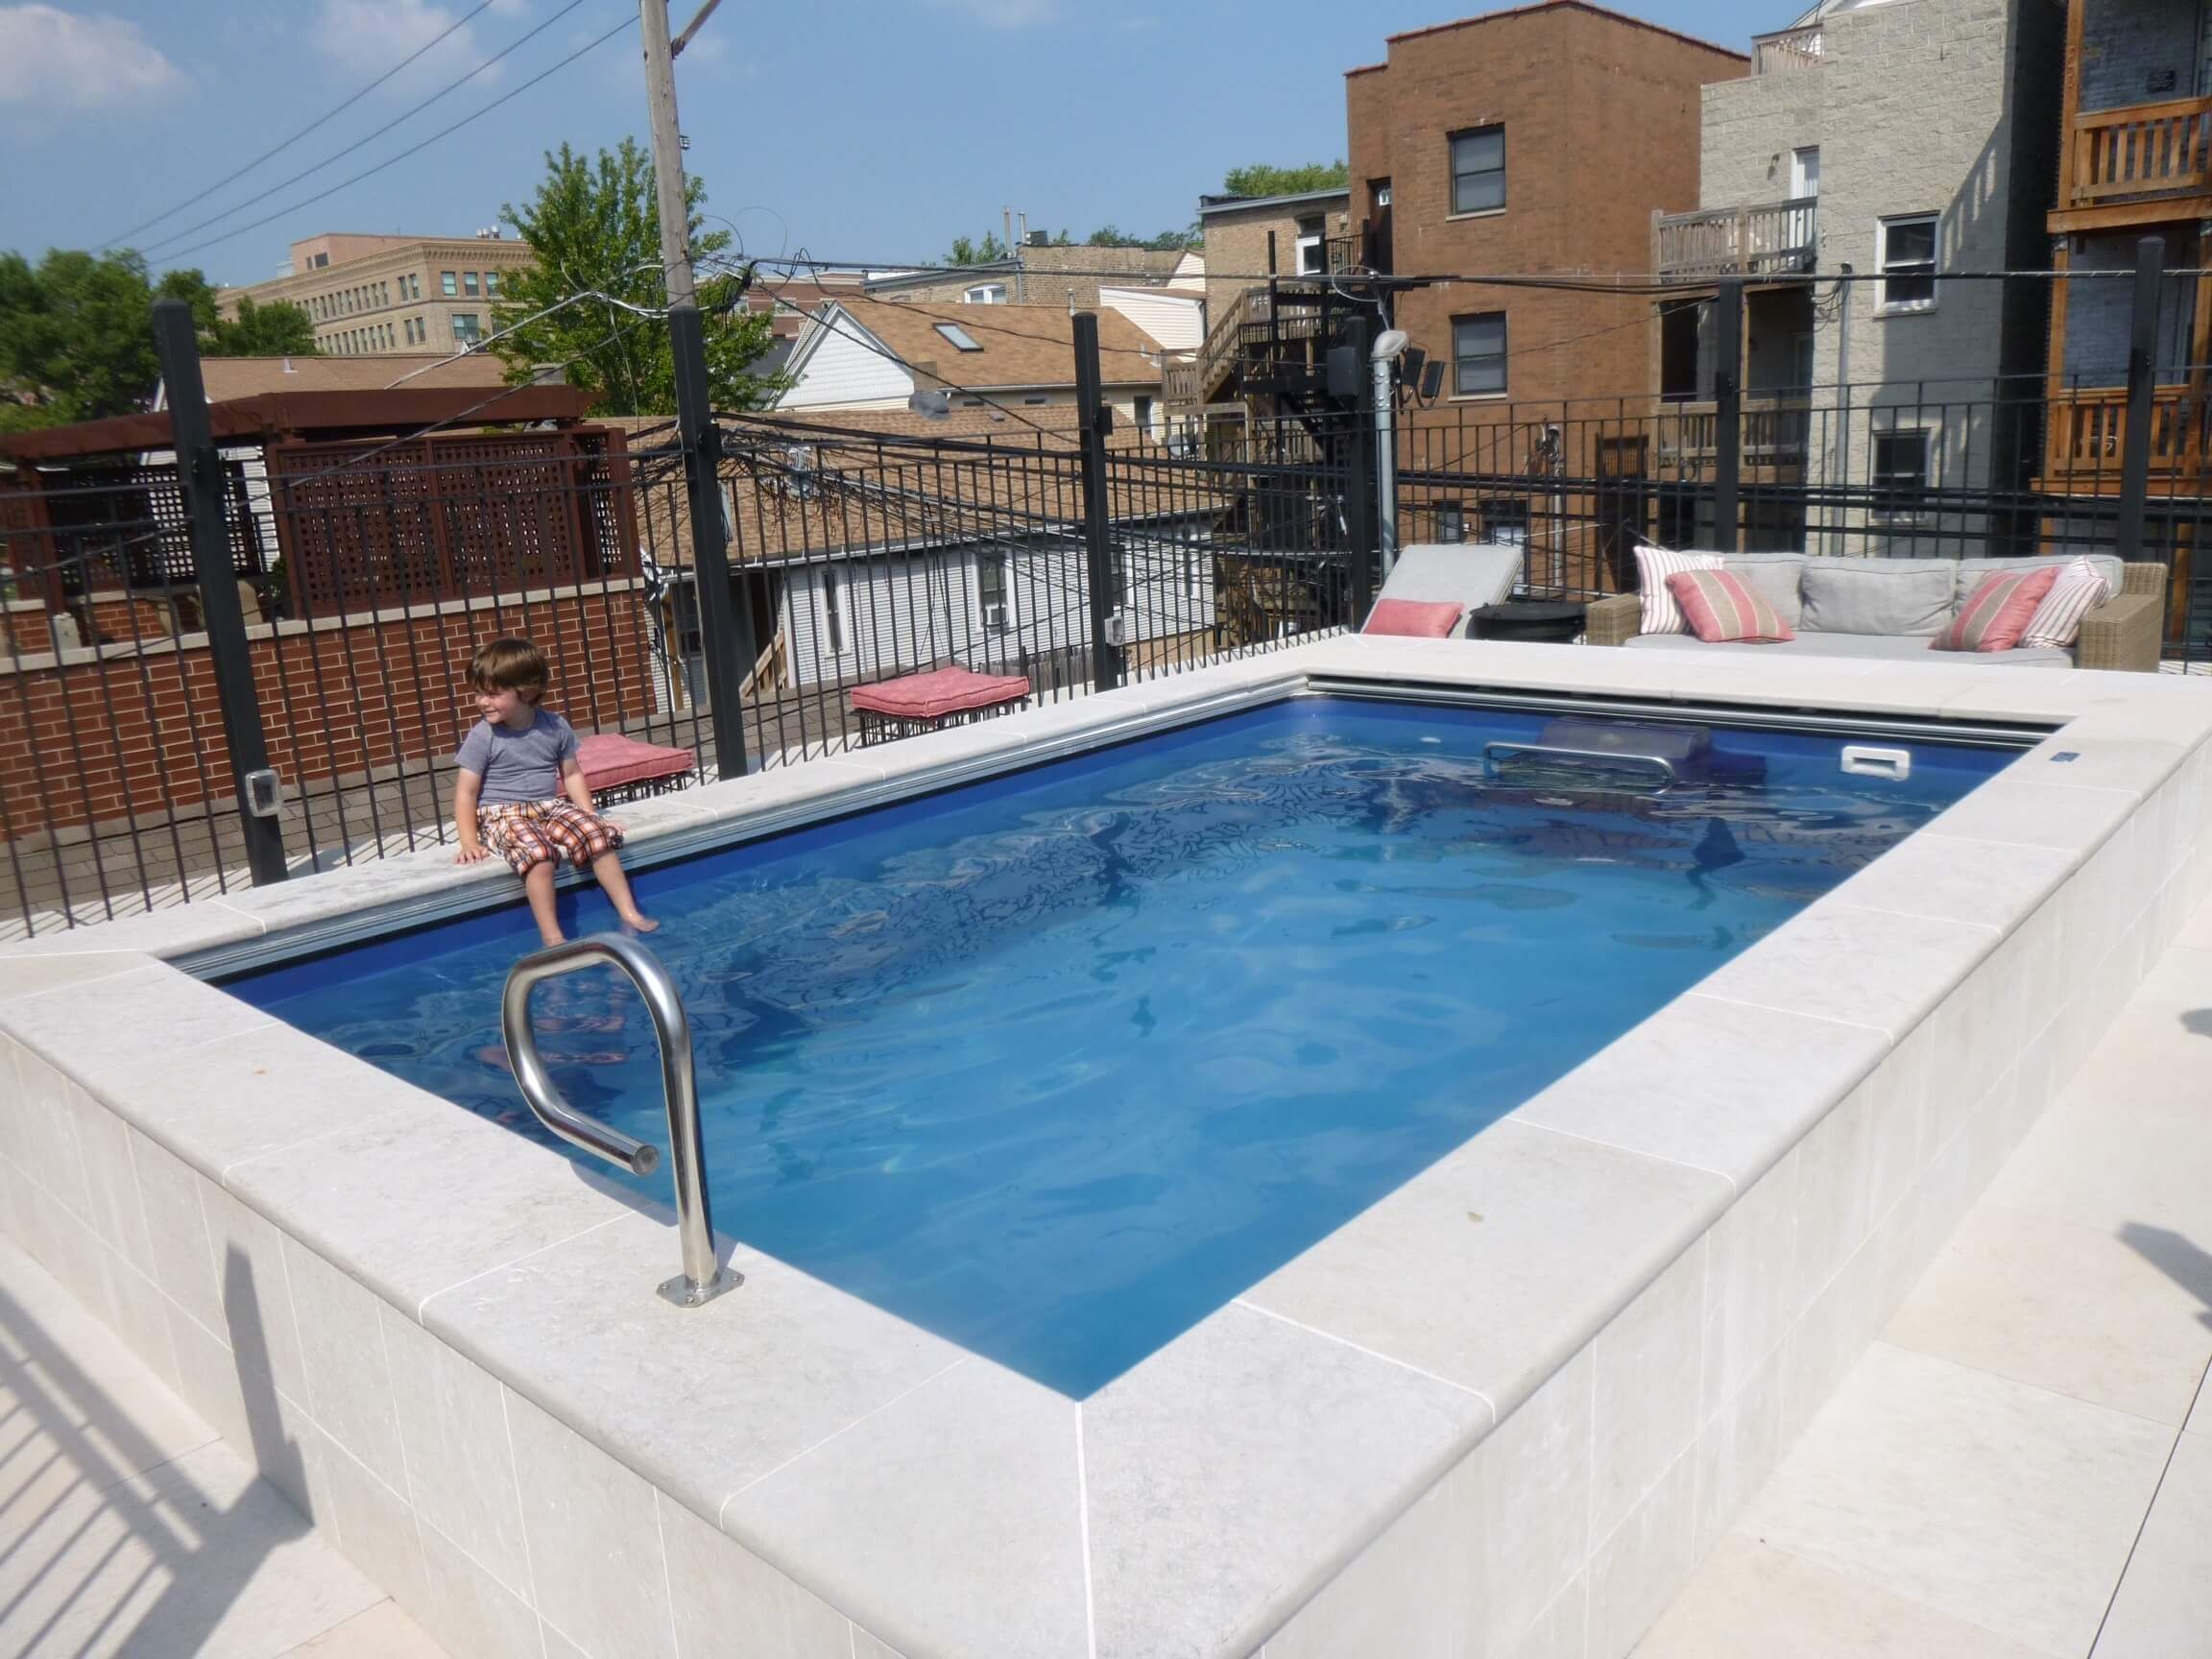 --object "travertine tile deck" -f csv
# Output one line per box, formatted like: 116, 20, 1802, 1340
0, 1232, 447, 1659
1638, 894, 2212, 1659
